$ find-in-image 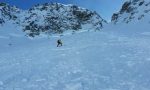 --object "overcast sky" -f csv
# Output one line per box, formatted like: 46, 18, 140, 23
0, 0, 126, 21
